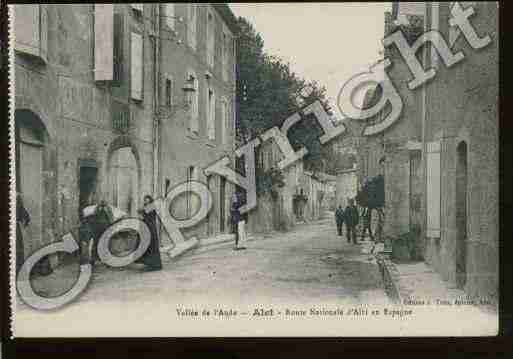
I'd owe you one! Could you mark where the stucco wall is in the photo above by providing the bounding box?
[15,5,155,259]
[423,2,498,301]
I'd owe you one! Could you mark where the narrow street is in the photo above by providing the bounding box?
[15,215,391,336]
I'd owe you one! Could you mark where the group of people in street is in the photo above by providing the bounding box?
[17,189,244,277]
[79,196,163,272]
[334,198,376,245]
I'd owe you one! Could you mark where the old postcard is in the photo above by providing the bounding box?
[9,2,499,337]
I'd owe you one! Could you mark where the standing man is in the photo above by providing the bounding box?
[344,198,359,244]
[230,193,241,250]
[335,204,345,237]
[361,206,374,242]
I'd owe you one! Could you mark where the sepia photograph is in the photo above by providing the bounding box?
[8,2,499,337]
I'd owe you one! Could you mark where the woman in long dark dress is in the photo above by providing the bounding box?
[16,192,30,274]
[137,195,162,272]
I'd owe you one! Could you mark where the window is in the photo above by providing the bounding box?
[14,4,48,63]
[426,141,441,238]
[187,4,197,50]
[165,4,175,31]
[220,98,228,144]
[130,32,143,101]
[187,71,199,133]
[207,88,216,140]
[221,26,231,82]
[113,13,124,84]
[207,10,215,68]
[430,2,440,68]
[257,149,264,170]
[165,76,173,107]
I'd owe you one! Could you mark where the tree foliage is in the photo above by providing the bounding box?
[236,17,336,173]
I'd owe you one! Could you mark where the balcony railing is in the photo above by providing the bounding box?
[112,100,130,134]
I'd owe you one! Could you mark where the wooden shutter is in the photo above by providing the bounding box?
[431,2,440,69]
[220,99,226,144]
[397,2,425,16]
[207,11,215,68]
[187,5,197,50]
[14,5,41,59]
[130,32,143,101]
[222,28,229,82]
[165,4,175,30]
[426,141,441,238]
[40,5,48,62]
[209,90,216,140]
[94,4,114,81]
[113,13,124,85]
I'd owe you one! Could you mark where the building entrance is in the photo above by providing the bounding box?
[456,141,468,289]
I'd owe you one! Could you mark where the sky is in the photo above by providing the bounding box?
[230,2,392,119]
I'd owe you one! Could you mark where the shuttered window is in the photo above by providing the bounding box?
[426,141,441,238]
[207,88,216,140]
[430,2,440,69]
[94,4,114,81]
[220,98,227,144]
[165,4,175,30]
[188,72,199,133]
[206,10,215,68]
[221,27,230,82]
[113,13,124,85]
[187,5,197,50]
[397,2,425,16]
[14,4,47,63]
[130,32,143,101]
[165,76,173,107]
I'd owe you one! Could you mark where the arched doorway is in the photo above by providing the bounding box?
[108,146,139,216]
[15,110,49,256]
[15,109,55,275]
[456,141,468,289]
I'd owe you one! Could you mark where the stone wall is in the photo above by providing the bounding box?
[423,2,498,301]
[14,5,156,262]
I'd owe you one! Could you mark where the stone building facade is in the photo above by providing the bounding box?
[421,2,498,301]
[13,4,239,265]
[155,4,239,243]
[247,137,334,233]
[348,2,498,302]
[248,138,300,233]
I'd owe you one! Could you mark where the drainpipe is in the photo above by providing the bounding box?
[420,4,429,253]
[152,5,160,198]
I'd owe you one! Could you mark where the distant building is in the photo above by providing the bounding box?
[335,164,358,210]
[247,136,334,233]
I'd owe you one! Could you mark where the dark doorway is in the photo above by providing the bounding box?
[456,141,468,289]
[409,150,423,259]
[79,165,98,218]
[220,176,226,232]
